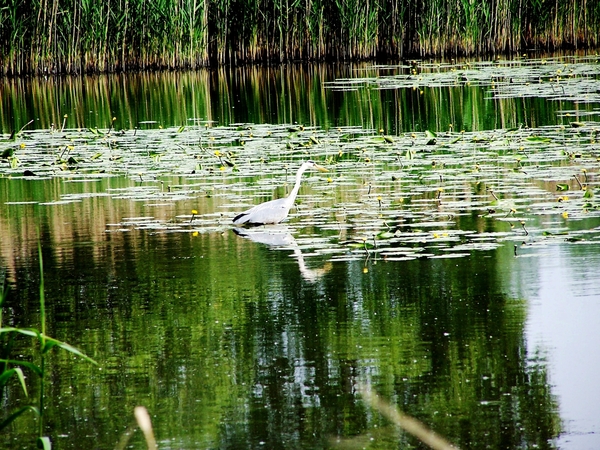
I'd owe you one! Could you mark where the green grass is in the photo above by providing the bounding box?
[0,240,97,448]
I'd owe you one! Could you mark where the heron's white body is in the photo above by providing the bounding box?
[232,161,327,226]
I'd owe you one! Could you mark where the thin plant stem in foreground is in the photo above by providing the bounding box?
[358,384,459,450]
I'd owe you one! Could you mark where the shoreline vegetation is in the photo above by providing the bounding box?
[1,0,599,76]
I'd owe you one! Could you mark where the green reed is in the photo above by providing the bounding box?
[0,241,97,448]
[0,0,599,75]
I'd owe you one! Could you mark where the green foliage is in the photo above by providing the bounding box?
[0,0,599,74]
[0,244,97,445]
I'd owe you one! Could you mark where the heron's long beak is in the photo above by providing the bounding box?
[314,164,329,173]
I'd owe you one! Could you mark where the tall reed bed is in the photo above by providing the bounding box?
[0,0,598,75]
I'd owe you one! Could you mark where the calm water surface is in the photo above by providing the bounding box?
[1,60,600,449]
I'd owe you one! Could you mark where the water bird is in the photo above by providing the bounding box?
[232,160,328,226]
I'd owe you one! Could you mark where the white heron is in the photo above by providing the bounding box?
[232,160,328,226]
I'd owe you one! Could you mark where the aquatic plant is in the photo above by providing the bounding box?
[1,119,599,264]
[1,57,599,267]
[359,385,457,450]
[0,0,599,74]
[0,242,97,448]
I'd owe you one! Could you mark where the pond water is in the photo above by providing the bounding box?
[1,56,600,449]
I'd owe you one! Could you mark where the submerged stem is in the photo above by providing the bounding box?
[37,239,46,440]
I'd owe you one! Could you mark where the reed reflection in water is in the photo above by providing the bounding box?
[0,62,578,138]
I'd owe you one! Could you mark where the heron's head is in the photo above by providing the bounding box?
[305,160,328,172]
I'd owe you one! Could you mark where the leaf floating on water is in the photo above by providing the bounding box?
[3,112,600,262]
[526,136,552,143]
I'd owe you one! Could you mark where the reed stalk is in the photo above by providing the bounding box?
[0,0,599,75]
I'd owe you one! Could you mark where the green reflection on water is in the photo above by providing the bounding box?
[0,63,582,136]
[0,178,560,449]
[0,61,579,447]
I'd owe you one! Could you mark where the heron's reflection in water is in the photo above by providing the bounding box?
[233,226,332,283]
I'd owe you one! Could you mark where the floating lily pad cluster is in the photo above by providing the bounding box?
[1,110,599,262]
[4,54,600,262]
[326,55,600,106]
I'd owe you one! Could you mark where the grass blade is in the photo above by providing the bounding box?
[42,337,98,365]
[0,406,40,432]
[0,359,43,376]
[0,367,28,396]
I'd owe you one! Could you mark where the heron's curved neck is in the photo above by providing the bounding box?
[288,165,307,201]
